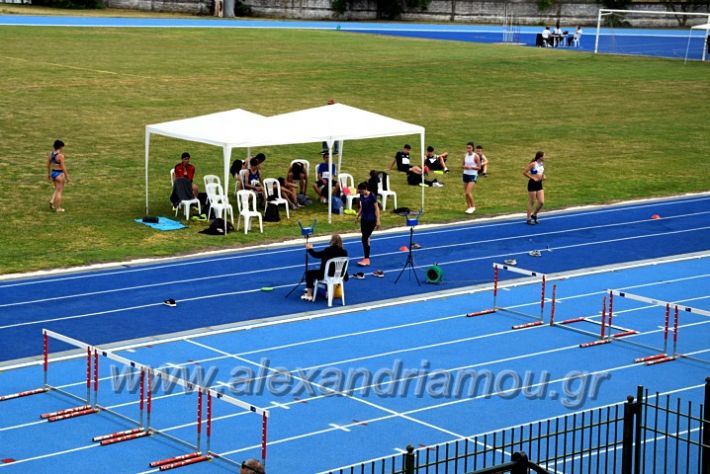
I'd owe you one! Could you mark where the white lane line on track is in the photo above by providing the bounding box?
[0,226,710,330]
[3,216,708,311]
[2,339,707,469]
[1,198,708,291]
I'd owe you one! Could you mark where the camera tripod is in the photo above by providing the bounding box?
[394,224,421,286]
[286,220,316,297]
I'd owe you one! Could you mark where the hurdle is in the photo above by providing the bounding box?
[467,263,548,329]
[610,290,710,366]
[9,329,271,470]
[95,346,270,470]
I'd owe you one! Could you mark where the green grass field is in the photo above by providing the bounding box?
[1,9,708,275]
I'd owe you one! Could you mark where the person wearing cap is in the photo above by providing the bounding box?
[240,458,265,474]
[173,152,199,198]
[356,181,380,267]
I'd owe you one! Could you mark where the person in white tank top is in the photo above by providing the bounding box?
[523,151,546,225]
[462,142,480,215]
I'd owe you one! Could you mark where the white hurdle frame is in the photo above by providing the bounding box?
[492,263,546,322]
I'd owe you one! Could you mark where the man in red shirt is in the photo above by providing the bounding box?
[174,152,198,197]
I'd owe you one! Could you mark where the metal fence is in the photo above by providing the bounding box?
[324,377,709,474]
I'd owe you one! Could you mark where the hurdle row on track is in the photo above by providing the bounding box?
[466,262,710,365]
[0,329,270,472]
[1,302,708,470]
[3,253,707,376]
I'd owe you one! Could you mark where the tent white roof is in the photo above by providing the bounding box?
[244,103,425,147]
[146,108,267,148]
[691,23,710,30]
[145,103,426,222]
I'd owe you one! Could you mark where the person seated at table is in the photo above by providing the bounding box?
[553,24,563,47]
[287,160,308,195]
[541,26,552,47]
[302,233,348,301]
[424,146,449,173]
[390,144,423,174]
[173,152,199,198]
[312,152,337,203]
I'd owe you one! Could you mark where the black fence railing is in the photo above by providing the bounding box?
[324,377,709,474]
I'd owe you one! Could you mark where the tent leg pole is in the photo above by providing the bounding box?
[145,132,151,215]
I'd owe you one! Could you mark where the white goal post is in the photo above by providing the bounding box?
[594,9,710,61]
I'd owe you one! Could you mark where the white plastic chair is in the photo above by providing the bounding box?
[236,190,263,234]
[377,174,397,211]
[203,175,220,190]
[205,183,234,224]
[234,169,250,198]
[263,178,290,219]
[170,168,201,220]
[290,159,310,194]
[338,173,357,211]
[313,256,349,307]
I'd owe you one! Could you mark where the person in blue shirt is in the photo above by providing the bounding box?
[356,182,381,267]
[312,152,338,203]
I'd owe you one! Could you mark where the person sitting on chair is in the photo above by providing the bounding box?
[287,160,308,195]
[541,26,552,47]
[302,234,348,301]
[174,152,199,198]
[312,152,337,203]
[245,158,263,193]
[276,177,301,209]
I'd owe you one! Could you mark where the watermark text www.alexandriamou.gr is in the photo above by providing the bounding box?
[110,358,611,409]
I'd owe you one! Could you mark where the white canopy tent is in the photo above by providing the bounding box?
[685,23,710,63]
[145,103,426,223]
[145,108,267,214]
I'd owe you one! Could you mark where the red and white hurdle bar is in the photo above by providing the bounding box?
[611,290,710,366]
[34,330,101,421]
[101,349,270,470]
[34,328,270,471]
[467,263,547,328]
[578,292,641,349]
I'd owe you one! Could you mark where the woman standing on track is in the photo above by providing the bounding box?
[523,151,546,225]
[356,182,380,267]
[47,139,69,213]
